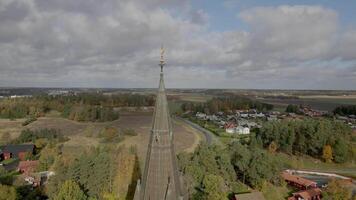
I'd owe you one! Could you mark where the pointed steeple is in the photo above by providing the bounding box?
[134,48,184,200]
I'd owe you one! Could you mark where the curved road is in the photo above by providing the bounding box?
[175,117,221,145]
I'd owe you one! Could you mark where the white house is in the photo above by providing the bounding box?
[225,126,250,134]
[236,126,250,134]
[225,128,235,134]
[196,112,207,120]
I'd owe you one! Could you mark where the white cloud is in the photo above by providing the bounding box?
[0,2,355,89]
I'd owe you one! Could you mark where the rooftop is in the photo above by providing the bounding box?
[292,188,322,199]
[281,172,317,187]
[0,144,35,154]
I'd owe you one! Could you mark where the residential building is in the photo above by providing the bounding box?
[281,172,317,190]
[288,188,322,200]
[236,126,250,134]
[0,144,35,161]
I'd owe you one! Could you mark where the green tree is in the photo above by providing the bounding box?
[38,146,58,171]
[231,143,251,184]
[0,184,17,200]
[333,138,348,163]
[201,174,226,200]
[285,104,299,113]
[54,180,87,200]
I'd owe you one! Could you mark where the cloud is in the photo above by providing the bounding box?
[240,5,338,61]
[0,1,355,89]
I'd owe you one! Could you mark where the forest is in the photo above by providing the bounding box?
[0,93,154,121]
[181,96,274,114]
[178,142,282,199]
[256,118,355,163]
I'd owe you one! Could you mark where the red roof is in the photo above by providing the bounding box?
[293,188,322,199]
[281,172,317,187]
[224,122,236,129]
[18,160,39,175]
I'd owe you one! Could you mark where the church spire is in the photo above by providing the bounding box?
[133,47,184,200]
[159,45,165,73]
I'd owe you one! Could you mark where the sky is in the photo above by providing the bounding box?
[0,0,356,90]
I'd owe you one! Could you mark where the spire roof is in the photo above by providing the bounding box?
[134,48,183,200]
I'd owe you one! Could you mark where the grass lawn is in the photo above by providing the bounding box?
[0,158,17,165]
[274,152,356,179]
[261,182,291,200]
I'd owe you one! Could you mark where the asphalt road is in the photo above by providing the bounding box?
[176,117,221,145]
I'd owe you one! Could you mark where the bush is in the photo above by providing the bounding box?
[22,117,37,126]
[122,129,137,136]
[14,129,68,145]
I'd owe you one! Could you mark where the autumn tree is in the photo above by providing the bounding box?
[322,145,333,163]
[268,141,278,154]
[54,180,87,200]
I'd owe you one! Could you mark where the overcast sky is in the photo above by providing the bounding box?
[0,0,355,89]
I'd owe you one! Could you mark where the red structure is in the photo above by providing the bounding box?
[288,188,322,200]
[0,144,35,161]
[224,122,237,129]
[281,172,317,190]
[18,160,39,175]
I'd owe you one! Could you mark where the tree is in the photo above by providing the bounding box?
[285,104,299,113]
[333,138,348,163]
[231,143,251,184]
[54,180,87,200]
[322,179,352,200]
[0,184,17,200]
[322,145,333,163]
[38,146,58,171]
[201,174,226,200]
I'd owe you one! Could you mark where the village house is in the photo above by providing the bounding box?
[281,172,317,190]
[236,126,250,134]
[0,144,35,161]
[225,125,250,135]
[195,112,207,120]
[238,119,258,128]
[206,114,218,121]
[225,122,237,134]
[288,188,322,200]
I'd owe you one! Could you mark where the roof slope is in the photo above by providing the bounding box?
[1,144,34,154]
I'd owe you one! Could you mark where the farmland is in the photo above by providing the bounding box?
[0,111,201,164]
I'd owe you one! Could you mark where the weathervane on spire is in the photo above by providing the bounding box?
[159,45,165,73]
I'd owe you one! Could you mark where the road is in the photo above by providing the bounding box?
[175,117,221,145]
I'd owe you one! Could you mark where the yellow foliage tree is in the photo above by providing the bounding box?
[322,145,333,163]
[113,146,141,200]
[268,141,278,154]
